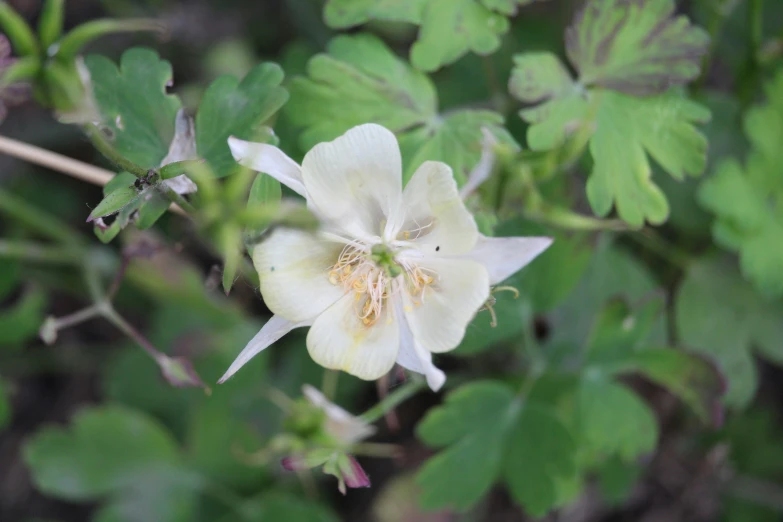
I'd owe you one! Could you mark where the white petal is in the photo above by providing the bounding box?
[254,228,345,322]
[218,315,310,383]
[306,293,400,380]
[465,235,553,285]
[399,161,478,256]
[394,297,446,391]
[302,385,376,443]
[301,124,403,241]
[164,174,198,195]
[161,109,198,166]
[228,136,307,197]
[402,258,489,353]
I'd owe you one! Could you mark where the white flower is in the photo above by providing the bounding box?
[219,124,552,391]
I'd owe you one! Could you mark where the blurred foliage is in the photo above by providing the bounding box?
[1,0,783,521]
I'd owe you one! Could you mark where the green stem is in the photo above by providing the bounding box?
[0,187,84,245]
[359,378,426,424]
[0,239,83,264]
[626,228,691,269]
[321,369,339,401]
[159,185,196,214]
[82,123,148,178]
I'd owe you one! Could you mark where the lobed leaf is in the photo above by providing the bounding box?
[416,381,576,514]
[85,48,181,168]
[289,34,514,184]
[566,0,709,96]
[698,70,783,297]
[196,62,288,178]
[509,0,711,227]
[23,405,186,501]
[675,257,783,408]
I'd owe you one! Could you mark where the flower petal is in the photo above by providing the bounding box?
[399,161,478,255]
[394,297,446,391]
[306,293,400,380]
[301,124,403,241]
[302,385,376,443]
[465,235,553,285]
[402,258,489,353]
[254,228,344,322]
[218,315,310,383]
[228,136,307,197]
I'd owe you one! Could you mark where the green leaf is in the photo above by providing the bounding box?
[575,377,657,460]
[416,381,576,514]
[410,0,509,72]
[398,110,516,184]
[0,288,47,346]
[675,257,783,408]
[85,48,182,168]
[23,405,185,501]
[88,185,138,221]
[288,34,437,149]
[550,238,666,349]
[323,0,535,72]
[503,403,577,516]
[582,298,724,425]
[698,70,783,297]
[134,187,170,230]
[509,1,710,227]
[196,63,288,178]
[221,492,340,522]
[248,173,281,205]
[289,34,514,184]
[103,172,137,196]
[566,0,709,96]
[417,382,514,511]
[625,348,725,426]
[517,86,710,227]
[0,377,9,429]
[324,0,425,27]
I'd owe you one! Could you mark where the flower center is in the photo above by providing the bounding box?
[327,243,435,326]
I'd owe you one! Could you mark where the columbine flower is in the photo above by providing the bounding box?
[219,124,551,390]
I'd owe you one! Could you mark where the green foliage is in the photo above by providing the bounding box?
[324,0,528,71]
[698,70,783,297]
[196,63,288,178]
[416,381,576,516]
[0,259,47,347]
[288,33,514,183]
[23,405,192,500]
[0,377,9,429]
[509,0,710,227]
[675,257,783,408]
[86,49,181,169]
[566,0,709,96]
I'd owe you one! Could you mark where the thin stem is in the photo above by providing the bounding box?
[626,228,691,269]
[0,239,83,265]
[351,442,403,459]
[82,123,148,178]
[359,378,426,424]
[49,304,102,331]
[100,304,161,360]
[0,133,187,216]
[160,184,196,214]
[0,134,114,187]
[0,187,85,245]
